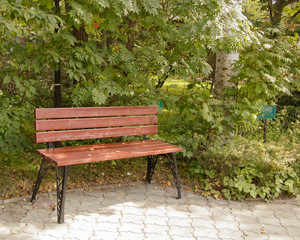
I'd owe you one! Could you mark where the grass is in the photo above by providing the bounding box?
[162,77,211,96]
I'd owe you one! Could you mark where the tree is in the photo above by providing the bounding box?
[210,1,250,99]
[267,0,299,26]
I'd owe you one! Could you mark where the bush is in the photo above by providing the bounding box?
[187,135,299,201]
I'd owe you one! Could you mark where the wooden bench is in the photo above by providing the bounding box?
[31,106,182,223]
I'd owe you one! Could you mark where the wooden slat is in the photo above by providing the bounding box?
[35,125,158,143]
[37,140,169,154]
[35,106,157,119]
[35,116,157,131]
[36,140,182,166]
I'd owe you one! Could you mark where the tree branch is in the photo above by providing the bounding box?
[268,0,274,23]
[283,0,298,7]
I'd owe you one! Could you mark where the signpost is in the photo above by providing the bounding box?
[258,105,276,143]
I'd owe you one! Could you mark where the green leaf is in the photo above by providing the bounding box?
[143,0,160,15]
[92,88,107,105]
[61,33,77,46]
[3,75,11,84]
[250,190,257,198]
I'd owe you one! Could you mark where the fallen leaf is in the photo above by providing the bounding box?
[50,204,55,211]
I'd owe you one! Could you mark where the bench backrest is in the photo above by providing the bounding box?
[35,106,158,143]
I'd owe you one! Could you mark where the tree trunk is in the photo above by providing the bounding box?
[212,51,239,99]
[54,0,61,108]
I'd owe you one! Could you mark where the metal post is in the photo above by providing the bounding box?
[264,119,267,143]
[56,165,70,224]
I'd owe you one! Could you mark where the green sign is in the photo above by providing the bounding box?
[258,105,276,119]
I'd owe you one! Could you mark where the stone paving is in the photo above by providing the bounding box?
[0,182,299,240]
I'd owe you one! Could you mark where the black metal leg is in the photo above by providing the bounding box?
[31,159,50,202]
[166,153,181,199]
[146,155,158,184]
[56,166,70,224]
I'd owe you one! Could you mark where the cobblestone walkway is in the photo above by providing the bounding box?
[0,182,299,240]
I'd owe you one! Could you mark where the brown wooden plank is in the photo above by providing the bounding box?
[35,125,158,143]
[35,116,157,131]
[35,106,157,119]
[37,140,166,154]
[37,140,176,156]
[36,140,182,166]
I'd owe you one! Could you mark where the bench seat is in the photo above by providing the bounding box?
[37,140,182,167]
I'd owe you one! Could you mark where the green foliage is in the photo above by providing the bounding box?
[187,135,300,201]
[233,32,300,102]
[0,101,32,153]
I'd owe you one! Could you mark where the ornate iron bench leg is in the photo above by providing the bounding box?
[166,153,181,199]
[146,155,158,184]
[56,165,70,224]
[31,159,50,202]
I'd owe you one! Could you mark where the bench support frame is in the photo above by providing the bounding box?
[146,153,181,199]
[31,158,50,202]
[56,165,70,224]
[146,155,158,184]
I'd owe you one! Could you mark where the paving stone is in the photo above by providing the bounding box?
[7,232,38,240]
[122,206,145,215]
[267,234,294,240]
[212,212,235,221]
[168,216,191,228]
[120,213,145,224]
[166,209,190,218]
[191,218,215,229]
[118,232,145,240]
[93,221,121,232]
[144,233,170,240]
[63,229,94,240]
[145,214,169,225]
[215,220,240,231]
[122,201,144,208]
[262,224,289,235]
[243,231,269,240]
[91,231,119,240]
[193,226,219,238]
[257,216,282,226]
[168,226,194,238]
[119,222,144,234]
[217,228,244,240]
[144,223,169,234]
[286,226,300,237]
[233,212,257,224]
[279,217,300,228]
[238,222,262,233]
[21,223,43,236]
[39,226,70,238]
[96,213,122,223]
[171,235,195,240]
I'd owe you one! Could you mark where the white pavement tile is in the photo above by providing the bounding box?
[218,228,244,240]
[119,222,144,234]
[91,231,119,240]
[168,226,194,238]
[118,232,145,240]
[145,233,170,240]
[144,223,169,234]
[193,226,219,238]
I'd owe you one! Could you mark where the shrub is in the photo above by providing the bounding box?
[187,135,299,201]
